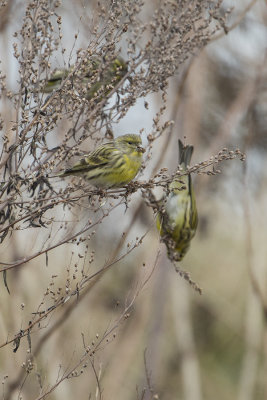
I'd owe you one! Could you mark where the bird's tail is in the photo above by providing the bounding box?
[178,139,194,168]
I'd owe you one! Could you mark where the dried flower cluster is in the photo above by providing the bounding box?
[0,0,230,246]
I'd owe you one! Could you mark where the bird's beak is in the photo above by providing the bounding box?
[137,145,146,153]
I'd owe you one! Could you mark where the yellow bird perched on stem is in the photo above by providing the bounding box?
[42,56,128,100]
[58,134,145,188]
[157,139,198,261]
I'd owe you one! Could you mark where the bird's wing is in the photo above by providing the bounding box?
[63,144,121,175]
[85,144,120,168]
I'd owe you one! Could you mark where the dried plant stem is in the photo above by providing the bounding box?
[237,160,266,400]
[211,0,259,41]
[171,275,202,400]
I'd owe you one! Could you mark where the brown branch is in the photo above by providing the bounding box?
[0,226,150,350]
[32,256,157,400]
[211,0,259,42]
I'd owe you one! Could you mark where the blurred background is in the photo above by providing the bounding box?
[0,1,267,399]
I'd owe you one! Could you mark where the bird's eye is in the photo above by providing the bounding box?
[127,141,133,145]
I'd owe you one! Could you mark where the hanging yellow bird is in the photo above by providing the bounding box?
[157,140,198,261]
